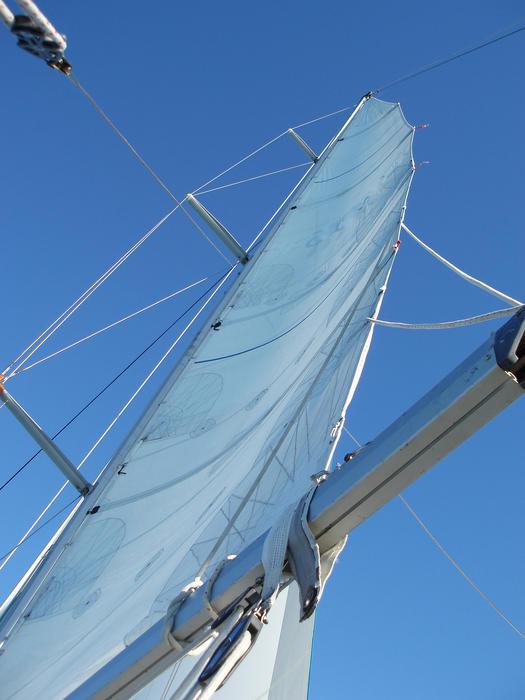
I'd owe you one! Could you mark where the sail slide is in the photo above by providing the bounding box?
[0,97,415,699]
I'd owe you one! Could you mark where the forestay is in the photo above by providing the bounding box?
[0,97,414,699]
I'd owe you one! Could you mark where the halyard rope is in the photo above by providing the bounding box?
[0,271,234,567]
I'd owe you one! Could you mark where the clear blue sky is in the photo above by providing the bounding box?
[1,1,524,698]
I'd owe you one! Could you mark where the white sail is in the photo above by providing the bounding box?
[0,96,414,698]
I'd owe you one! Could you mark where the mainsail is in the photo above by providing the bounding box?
[0,96,414,698]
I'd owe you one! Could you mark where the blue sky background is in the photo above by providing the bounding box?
[1,1,524,697]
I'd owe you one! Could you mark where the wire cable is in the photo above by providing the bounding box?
[0,497,80,563]
[398,494,525,640]
[0,271,229,494]
[374,20,525,94]
[191,131,288,195]
[342,428,525,639]
[76,266,237,470]
[68,74,231,265]
[3,206,179,379]
[197,162,310,195]
[12,277,210,376]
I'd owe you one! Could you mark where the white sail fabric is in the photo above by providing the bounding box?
[0,97,414,699]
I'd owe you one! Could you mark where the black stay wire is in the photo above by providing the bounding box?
[0,269,230,494]
[374,20,525,94]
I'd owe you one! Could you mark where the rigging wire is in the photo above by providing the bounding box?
[342,426,525,640]
[196,162,310,195]
[185,17,525,198]
[0,271,230,495]
[374,20,525,94]
[191,131,289,195]
[68,74,231,265]
[76,266,237,470]
[0,269,234,571]
[12,276,210,376]
[2,206,179,379]
[0,497,81,564]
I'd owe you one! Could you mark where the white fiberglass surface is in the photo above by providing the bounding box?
[0,98,414,698]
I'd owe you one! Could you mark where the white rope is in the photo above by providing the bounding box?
[76,267,237,470]
[3,207,179,379]
[342,424,361,448]
[398,494,525,640]
[13,277,210,375]
[369,305,523,330]
[402,223,522,306]
[197,162,310,195]
[68,73,231,264]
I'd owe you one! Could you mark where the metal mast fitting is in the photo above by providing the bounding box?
[5,0,71,73]
[287,129,318,162]
[0,381,92,496]
[185,194,249,264]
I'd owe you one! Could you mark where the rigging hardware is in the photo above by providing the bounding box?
[4,0,71,73]
[185,194,249,264]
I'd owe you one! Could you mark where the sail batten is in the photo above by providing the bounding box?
[0,97,415,699]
